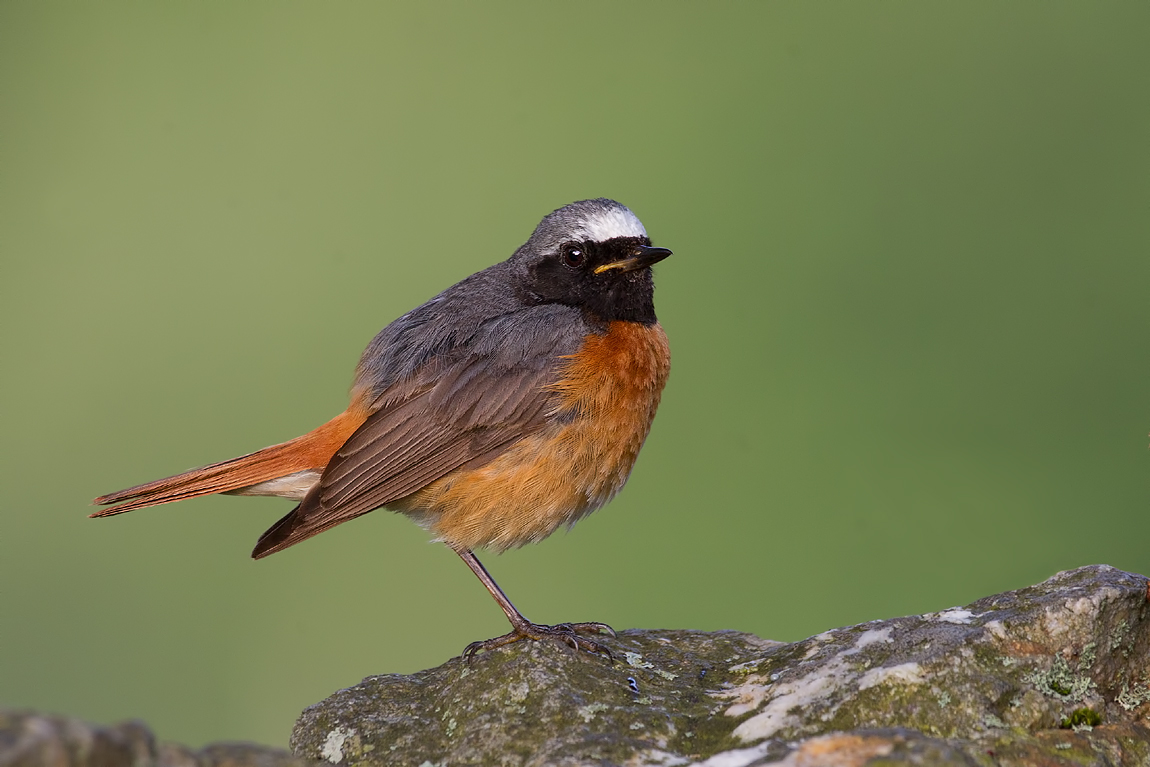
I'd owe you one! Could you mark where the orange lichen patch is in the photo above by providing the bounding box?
[776,733,895,766]
[90,404,370,515]
[395,322,670,551]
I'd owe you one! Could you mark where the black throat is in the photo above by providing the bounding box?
[584,269,658,325]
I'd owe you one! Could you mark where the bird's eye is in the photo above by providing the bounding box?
[561,243,586,269]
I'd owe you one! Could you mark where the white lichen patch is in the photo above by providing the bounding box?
[857,662,925,690]
[1108,618,1132,654]
[1022,655,1095,701]
[800,632,835,660]
[624,651,655,669]
[730,671,839,741]
[690,741,778,767]
[1076,642,1097,671]
[727,659,763,674]
[637,748,691,766]
[934,608,977,624]
[505,681,530,704]
[1043,587,1121,638]
[320,726,356,764]
[983,713,1008,729]
[1117,681,1150,711]
[983,619,1008,639]
[718,675,772,717]
[845,628,892,653]
[720,628,917,742]
[577,702,609,722]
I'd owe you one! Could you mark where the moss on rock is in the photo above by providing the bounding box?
[290,566,1150,766]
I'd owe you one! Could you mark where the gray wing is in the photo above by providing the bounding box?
[252,302,588,557]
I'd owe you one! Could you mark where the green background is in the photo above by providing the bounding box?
[3,1,1148,749]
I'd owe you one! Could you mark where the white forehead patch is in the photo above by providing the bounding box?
[577,206,648,242]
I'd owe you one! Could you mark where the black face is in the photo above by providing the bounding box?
[523,236,663,324]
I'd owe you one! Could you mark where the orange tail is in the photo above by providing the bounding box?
[90,407,369,517]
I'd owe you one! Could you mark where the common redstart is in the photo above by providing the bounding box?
[93,198,671,657]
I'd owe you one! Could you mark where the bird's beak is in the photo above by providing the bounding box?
[593,245,673,274]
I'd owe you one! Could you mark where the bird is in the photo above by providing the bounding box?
[92,198,671,658]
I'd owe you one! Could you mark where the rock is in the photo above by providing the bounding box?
[0,709,317,767]
[291,565,1150,766]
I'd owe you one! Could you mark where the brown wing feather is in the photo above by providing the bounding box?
[251,362,560,558]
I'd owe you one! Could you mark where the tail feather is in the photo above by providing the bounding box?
[90,446,311,516]
[250,499,375,559]
[90,408,368,518]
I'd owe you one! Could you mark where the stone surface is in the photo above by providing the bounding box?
[291,565,1150,766]
[0,709,317,767]
[7,566,1150,766]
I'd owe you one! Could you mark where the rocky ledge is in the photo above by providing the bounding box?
[292,565,1150,766]
[0,709,313,767]
[6,565,1150,766]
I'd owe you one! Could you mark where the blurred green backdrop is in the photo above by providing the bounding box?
[2,0,1148,750]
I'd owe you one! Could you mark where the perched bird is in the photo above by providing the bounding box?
[92,198,671,657]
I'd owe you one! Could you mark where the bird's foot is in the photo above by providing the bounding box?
[463,620,616,660]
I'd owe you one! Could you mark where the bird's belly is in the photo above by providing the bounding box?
[392,321,670,551]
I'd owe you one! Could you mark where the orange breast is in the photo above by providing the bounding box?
[394,321,671,551]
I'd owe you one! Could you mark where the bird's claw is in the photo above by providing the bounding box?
[463,620,616,661]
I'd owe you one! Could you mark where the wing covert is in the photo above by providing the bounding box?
[252,303,589,557]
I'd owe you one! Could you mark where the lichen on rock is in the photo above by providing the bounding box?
[290,565,1150,766]
[7,566,1149,766]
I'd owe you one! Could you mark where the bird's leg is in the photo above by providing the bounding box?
[452,546,615,660]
